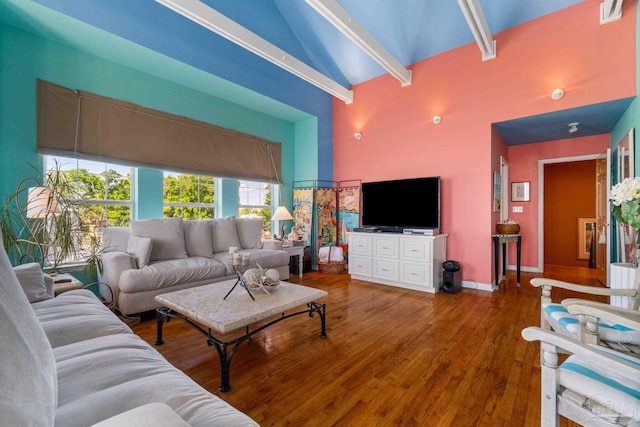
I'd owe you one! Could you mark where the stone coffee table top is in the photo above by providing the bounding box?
[155,280,328,334]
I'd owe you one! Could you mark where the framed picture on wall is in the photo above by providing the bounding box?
[577,217,596,260]
[511,182,530,202]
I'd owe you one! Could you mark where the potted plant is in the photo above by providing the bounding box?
[0,162,102,277]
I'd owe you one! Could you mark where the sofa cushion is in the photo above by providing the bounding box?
[236,217,263,249]
[131,217,188,262]
[212,216,242,253]
[0,232,57,426]
[128,235,153,268]
[32,289,133,348]
[216,248,290,275]
[53,334,259,427]
[14,262,54,302]
[91,402,191,427]
[184,220,214,258]
[101,226,131,253]
[118,257,228,294]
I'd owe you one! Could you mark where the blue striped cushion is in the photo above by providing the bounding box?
[559,347,640,423]
[543,303,640,345]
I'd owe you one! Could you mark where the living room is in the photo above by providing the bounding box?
[1,0,639,425]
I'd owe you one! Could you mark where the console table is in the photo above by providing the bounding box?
[492,234,521,288]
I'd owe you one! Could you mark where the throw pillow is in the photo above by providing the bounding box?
[0,231,57,426]
[130,217,188,262]
[211,216,242,253]
[13,262,53,303]
[127,235,153,268]
[101,226,131,253]
[236,217,264,249]
[183,220,214,257]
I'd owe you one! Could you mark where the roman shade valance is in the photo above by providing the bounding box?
[36,79,282,183]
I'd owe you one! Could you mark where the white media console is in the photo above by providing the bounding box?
[347,232,447,293]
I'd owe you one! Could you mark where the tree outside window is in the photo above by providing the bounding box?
[163,172,215,219]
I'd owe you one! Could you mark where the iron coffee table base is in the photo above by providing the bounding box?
[155,302,326,392]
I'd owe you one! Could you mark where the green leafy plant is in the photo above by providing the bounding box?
[1,161,102,276]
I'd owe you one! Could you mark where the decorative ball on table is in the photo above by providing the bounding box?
[242,268,262,288]
[261,269,280,287]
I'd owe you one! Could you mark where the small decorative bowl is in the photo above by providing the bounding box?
[496,223,520,234]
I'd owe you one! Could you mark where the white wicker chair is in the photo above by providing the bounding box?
[522,326,640,426]
[530,273,640,357]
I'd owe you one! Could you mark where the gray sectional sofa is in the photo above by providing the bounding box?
[0,233,258,426]
[99,216,290,315]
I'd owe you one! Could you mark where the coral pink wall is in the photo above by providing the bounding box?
[333,1,636,286]
[507,135,610,269]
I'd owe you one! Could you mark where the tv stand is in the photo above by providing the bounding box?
[347,232,447,293]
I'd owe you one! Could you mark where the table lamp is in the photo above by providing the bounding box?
[271,206,293,240]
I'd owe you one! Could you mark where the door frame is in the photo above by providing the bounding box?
[537,151,610,276]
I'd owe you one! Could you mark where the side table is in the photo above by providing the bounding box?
[52,273,84,295]
[492,233,521,288]
[282,245,305,278]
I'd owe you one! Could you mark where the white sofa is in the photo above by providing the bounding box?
[0,234,258,426]
[99,216,290,315]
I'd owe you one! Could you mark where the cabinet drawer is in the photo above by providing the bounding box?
[349,235,372,256]
[400,262,432,287]
[373,258,398,281]
[400,239,431,262]
[349,256,372,276]
[373,236,398,258]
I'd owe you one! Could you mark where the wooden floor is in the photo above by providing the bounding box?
[131,265,606,426]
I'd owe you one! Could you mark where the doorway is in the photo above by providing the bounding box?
[539,153,608,285]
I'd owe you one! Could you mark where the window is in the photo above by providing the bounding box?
[239,180,272,237]
[44,155,132,264]
[45,156,132,229]
[163,172,215,219]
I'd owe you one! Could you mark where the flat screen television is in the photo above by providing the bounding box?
[361,176,440,233]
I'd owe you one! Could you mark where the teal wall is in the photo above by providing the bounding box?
[611,3,640,176]
[0,22,310,219]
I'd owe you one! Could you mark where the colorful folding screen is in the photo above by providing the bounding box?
[293,180,360,269]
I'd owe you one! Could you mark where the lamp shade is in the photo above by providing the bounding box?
[26,186,59,218]
[271,206,293,221]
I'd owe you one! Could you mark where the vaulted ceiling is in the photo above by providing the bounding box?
[0,0,633,144]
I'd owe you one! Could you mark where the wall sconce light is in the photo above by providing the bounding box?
[568,122,579,133]
[550,88,565,100]
[432,116,442,125]
[354,132,362,140]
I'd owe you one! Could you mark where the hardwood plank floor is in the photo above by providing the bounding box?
[131,266,606,426]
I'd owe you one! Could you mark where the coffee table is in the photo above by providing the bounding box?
[154,279,327,392]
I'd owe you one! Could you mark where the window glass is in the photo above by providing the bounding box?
[45,156,132,228]
[239,180,272,238]
[43,156,132,265]
[163,172,215,219]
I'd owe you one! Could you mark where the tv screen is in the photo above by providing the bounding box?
[361,176,440,232]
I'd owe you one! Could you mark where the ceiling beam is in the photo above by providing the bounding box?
[305,0,412,87]
[457,0,496,61]
[600,0,623,24]
[155,0,354,104]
